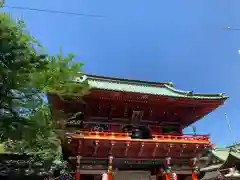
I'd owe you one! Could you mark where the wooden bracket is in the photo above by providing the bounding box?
[138,142,145,156]
[93,140,99,156]
[109,141,115,155]
[153,143,159,157]
[77,140,82,154]
[124,142,130,156]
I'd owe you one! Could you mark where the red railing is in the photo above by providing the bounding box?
[70,131,210,144]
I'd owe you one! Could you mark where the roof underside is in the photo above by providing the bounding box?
[84,74,228,100]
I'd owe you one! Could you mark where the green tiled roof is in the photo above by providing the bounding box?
[201,147,240,172]
[212,149,230,161]
[85,74,228,100]
[219,150,240,170]
[231,151,240,159]
[212,145,240,161]
[201,164,222,172]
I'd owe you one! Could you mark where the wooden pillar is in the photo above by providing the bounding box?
[178,125,183,135]
[164,157,171,180]
[191,158,198,180]
[164,157,171,169]
[154,168,156,179]
[108,105,113,131]
[164,157,178,180]
[191,169,198,180]
[155,168,159,180]
[76,155,81,180]
[108,156,113,180]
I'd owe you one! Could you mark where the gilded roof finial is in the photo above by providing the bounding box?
[188,91,194,96]
[168,81,175,87]
[219,93,225,97]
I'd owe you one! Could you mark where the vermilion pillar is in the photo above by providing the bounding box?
[76,155,81,180]
[192,171,198,180]
[164,157,171,180]
[191,158,198,180]
[108,156,113,180]
[164,157,178,180]
[76,166,80,180]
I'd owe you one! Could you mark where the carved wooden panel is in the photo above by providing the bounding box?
[108,124,122,132]
[88,101,109,118]
[51,95,208,130]
[149,126,161,134]
[111,103,126,119]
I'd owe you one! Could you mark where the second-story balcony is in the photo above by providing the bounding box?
[68,131,211,145]
[64,130,212,161]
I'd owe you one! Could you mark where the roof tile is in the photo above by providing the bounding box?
[86,75,228,100]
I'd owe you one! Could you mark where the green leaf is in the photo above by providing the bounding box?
[0,12,89,162]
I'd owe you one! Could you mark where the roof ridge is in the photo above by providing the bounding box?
[85,74,173,87]
[85,74,228,99]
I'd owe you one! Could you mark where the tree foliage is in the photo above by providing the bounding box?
[0,12,89,162]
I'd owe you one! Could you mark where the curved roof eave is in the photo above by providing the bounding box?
[75,74,228,100]
[164,84,228,100]
[211,149,230,161]
[219,150,240,170]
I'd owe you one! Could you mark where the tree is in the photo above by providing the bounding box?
[0,0,4,8]
[0,12,89,163]
[0,12,48,141]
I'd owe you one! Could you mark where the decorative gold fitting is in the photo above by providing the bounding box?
[109,156,113,165]
[76,155,81,165]
[108,156,113,173]
[191,157,197,166]
[108,165,112,171]
[192,166,199,174]
[165,157,171,166]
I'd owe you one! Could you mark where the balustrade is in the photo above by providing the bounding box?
[72,130,210,144]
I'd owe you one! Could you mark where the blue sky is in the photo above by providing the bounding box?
[3,0,240,147]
